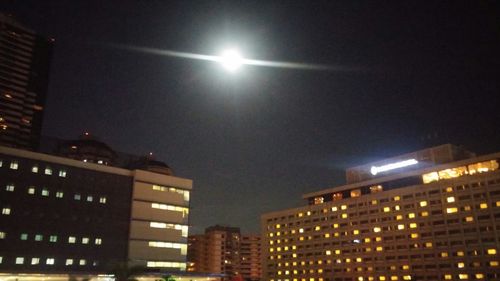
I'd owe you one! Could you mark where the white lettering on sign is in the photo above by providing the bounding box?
[370,159,418,175]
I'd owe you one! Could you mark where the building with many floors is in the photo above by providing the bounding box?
[0,13,53,150]
[261,144,500,281]
[0,143,192,275]
[188,225,261,281]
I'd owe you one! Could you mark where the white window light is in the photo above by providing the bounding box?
[82,237,89,244]
[58,170,67,177]
[66,259,74,266]
[41,189,49,196]
[32,166,39,173]
[31,258,40,265]
[44,167,52,175]
[10,161,19,170]
[99,197,107,204]
[28,187,35,194]
[95,238,102,245]
[86,196,93,202]
[46,258,55,265]
[2,208,11,215]
[68,236,76,243]
[15,257,24,264]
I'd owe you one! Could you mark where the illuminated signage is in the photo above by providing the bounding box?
[370,159,418,175]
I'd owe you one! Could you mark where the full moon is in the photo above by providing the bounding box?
[219,49,244,72]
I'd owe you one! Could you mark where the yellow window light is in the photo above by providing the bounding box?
[419,201,427,207]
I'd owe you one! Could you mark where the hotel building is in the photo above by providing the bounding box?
[0,14,53,150]
[188,225,261,281]
[0,143,192,275]
[261,144,500,281]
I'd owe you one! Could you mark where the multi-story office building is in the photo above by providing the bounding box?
[261,144,500,281]
[0,13,53,150]
[188,225,261,281]
[0,144,192,276]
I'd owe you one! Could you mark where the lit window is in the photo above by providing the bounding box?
[99,197,107,204]
[41,189,49,196]
[397,224,405,230]
[457,251,464,256]
[333,193,342,200]
[465,216,474,222]
[20,233,28,240]
[353,229,359,235]
[326,250,332,255]
[56,191,63,198]
[49,235,57,242]
[66,259,73,266]
[82,237,89,244]
[441,252,448,257]
[350,189,361,197]
[31,166,38,173]
[5,184,14,191]
[79,259,86,266]
[468,160,499,175]
[487,249,497,255]
[2,208,11,215]
[408,213,415,219]
[446,207,458,214]
[420,211,428,217]
[370,185,383,193]
[35,234,43,241]
[394,205,400,211]
[341,204,347,210]
[410,233,418,238]
[58,170,67,177]
[10,161,19,170]
[422,172,438,183]
[479,203,488,209]
[490,261,499,267]
[74,194,81,200]
[94,238,102,245]
[341,213,348,218]
[425,242,432,248]
[68,236,76,243]
[464,205,472,211]
[444,274,452,280]
[44,167,52,175]
[376,246,383,252]
[28,187,35,194]
[16,257,24,264]
[314,197,324,204]
[475,274,484,279]
[0,232,5,239]
[383,207,390,213]
[86,196,93,202]
[31,258,40,265]
[445,187,453,192]
[46,258,55,265]
[409,223,417,228]
[458,273,468,279]
[396,215,403,220]
[438,166,468,180]
[419,201,427,207]
[446,196,455,203]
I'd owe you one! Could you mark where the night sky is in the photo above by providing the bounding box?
[4,1,500,234]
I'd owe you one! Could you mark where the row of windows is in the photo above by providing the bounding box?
[150,221,189,237]
[3,184,107,203]
[148,241,187,255]
[146,261,187,270]
[152,184,190,202]
[0,160,67,177]
[268,203,500,238]
[0,256,98,267]
[291,184,500,223]
[0,232,102,245]
[269,271,497,281]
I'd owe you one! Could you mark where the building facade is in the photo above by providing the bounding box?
[0,14,53,150]
[0,145,192,274]
[188,225,261,281]
[261,144,500,281]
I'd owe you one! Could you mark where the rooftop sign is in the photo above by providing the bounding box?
[370,159,418,175]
